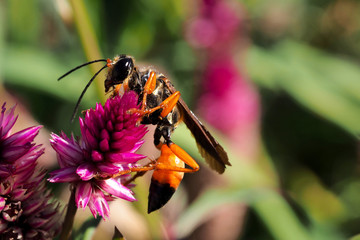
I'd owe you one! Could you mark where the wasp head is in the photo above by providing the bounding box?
[105,55,135,92]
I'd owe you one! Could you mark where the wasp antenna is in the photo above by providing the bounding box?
[70,64,108,122]
[58,59,108,81]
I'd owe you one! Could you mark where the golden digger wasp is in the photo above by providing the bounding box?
[59,54,231,213]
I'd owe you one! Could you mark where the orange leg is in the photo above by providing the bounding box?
[113,84,122,96]
[95,143,199,182]
[167,143,200,172]
[95,159,157,180]
[155,164,199,173]
[140,71,157,111]
[116,164,156,176]
[126,70,181,120]
[112,80,129,96]
[119,143,199,175]
[152,144,199,173]
[144,72,157,94]
[159,91,180,118]
[116,143,199,177]
[123,81,129,92]
[128,91,181,119]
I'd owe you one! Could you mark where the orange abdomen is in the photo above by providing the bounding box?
[148,146,184,213]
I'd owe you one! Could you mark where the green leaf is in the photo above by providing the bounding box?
[247,40,360,134]
[0,2,4,78]
[116,20,154,58]
[175,188,313,240]
[3,46,99,107]
[350,234,360,240]
[73,217,101,240]
[174,188,261,238]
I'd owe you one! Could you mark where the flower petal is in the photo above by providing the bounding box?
[76,163,97,181]
[111,136,138,151]
[129,140,145,153]
[48,167,79,182]
[76,182,92,208]
[97,162,123,175]
[106,152,145,163]
[98,179,136,202]
[91,150,104,162]
[50,133,83,167]
[3,126,41,146]
[88,188,110,219]
[0,197,5,211]
[0,103,18,139]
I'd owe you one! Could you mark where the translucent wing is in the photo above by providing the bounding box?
[162,77,231,173]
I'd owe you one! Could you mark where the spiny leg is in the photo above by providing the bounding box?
[94,159,157,180]
[140,71,157,110]
[128,89,181,120]
[111,84,121,97]
[155,143,200,173]
[128,71,157,116]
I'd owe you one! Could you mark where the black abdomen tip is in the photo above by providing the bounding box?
[148,180,176,213]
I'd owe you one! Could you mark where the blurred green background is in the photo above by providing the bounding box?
[2,0,360,239]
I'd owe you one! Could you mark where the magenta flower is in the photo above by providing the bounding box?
[49,91,148,218]
[0,104,42,178]
[186,1,241,51]
[186,0,260,159]
[197,57,259,136]
[0,103,62,239]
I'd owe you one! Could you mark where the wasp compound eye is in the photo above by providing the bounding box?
[112,57,134,84]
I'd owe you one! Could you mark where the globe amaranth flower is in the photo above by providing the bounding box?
[49,91,148,218]
[0,103,62,239]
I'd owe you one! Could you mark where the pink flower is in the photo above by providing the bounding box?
[49,91,148,218]
[186,1,241,50]
[186,0,260,159]
[197,58,259,135]
[0,103,62,239]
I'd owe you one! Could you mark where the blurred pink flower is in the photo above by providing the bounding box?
[197,56,260,159]
[187,0,260,158]
[186,1,242,50]
[0,103,62,239]
[198,58,259,135]
[183,1,259,239]
[49,91,148,218]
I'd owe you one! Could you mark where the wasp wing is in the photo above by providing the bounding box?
[178,99,231,174]
[162,78,231,174]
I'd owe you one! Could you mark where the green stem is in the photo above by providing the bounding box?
[59,187,77,240]
[69,0,105,102]
[253,190,311,240]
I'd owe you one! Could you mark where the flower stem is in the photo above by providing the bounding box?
[59,186,77,240]
[68,0,105,102]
